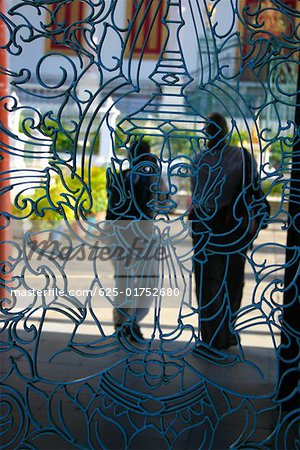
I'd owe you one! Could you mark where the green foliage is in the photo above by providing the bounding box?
[269,138,292,169]
[12,185,65,230]
[19,116,102,156]
[163,132,198,156]
[230,131,249,147]
[89,132,100,153]
[88,166,108,215]
[12,165,108,227]
[261,179,284,197]
[53,129,100,155]
[49,165,107,217]
[31,189,64,229]
[55,132,74,154]
[113,129,153,156]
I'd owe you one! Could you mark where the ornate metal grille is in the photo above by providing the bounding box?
[0,1,299,449]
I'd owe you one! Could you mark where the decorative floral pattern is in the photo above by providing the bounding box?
[0,1,299,448]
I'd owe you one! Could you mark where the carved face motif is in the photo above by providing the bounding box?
[130,152,196,220]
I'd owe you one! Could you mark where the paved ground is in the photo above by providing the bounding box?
[1,332,283,449]
[2,219,292,449]
[10,220,286,348]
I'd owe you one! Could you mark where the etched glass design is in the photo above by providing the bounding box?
[0,1,299,448]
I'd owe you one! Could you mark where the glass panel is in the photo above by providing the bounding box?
[0,1,299,448]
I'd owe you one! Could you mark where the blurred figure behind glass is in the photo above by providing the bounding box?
[190,113,269,350]
[106,139,159,342]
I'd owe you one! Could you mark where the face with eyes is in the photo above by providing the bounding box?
[130,154,196,220]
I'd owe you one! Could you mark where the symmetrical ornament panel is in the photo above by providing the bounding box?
[0,1,299,448]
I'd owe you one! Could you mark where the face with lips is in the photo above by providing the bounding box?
[130,153,196,220]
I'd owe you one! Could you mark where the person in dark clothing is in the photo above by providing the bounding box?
[106,139,163,342]
[191,113,269,350]
[106,140,156,222]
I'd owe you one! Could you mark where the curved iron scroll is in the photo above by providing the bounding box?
[0,1,299,449]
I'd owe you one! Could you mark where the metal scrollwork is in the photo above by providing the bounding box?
[0,1,299,448]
